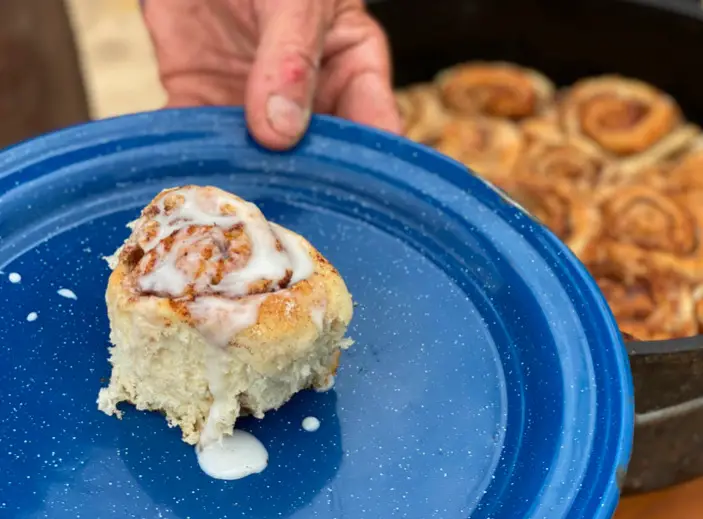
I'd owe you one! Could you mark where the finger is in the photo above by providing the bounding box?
[336,71,402,134]
[316,13,401,134]
[245,0,332,150]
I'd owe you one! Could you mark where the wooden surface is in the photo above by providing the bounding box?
[616,477,703,518]
[64,3,703,517]
[0,0,89,147]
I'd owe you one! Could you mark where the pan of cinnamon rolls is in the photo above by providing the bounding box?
[398,65,703,343]
[369,0,703,495]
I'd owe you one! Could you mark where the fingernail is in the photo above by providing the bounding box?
[266,95,309,139]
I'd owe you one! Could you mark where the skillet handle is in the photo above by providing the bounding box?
[623,328,703,422]
[624,331,703,355]
[635,394,703,425]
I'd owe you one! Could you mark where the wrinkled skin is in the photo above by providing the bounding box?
[143,0,401,149]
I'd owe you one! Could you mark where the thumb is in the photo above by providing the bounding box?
[246,1,331,150]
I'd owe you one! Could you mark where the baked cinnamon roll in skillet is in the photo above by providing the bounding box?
[436,61,555,120]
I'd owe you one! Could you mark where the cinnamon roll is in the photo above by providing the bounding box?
[496,177,600,257]
[98,186,354,446]
[395,83,449,145]
[635,140,703,193]
[513,138,608,192]
[520,108,565,145]
[559,76,698,176]
[590,260,698,340]
[591,186,703,282]
[435,116,524,182]
[436,61,555,119]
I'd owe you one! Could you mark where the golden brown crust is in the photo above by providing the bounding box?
[587,186,703,282]
[520,108,564,144]
[589,259,697,340]
[395,83,449,145]
[435,116,524,182]
[561,76,680,155]
[513,138,608,192]
[436,61,555,119]
[558,76,699,179]
[630,143,703,193]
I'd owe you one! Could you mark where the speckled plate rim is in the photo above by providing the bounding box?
[0,107,635,518]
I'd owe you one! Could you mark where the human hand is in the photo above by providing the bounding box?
[142,0,401,150]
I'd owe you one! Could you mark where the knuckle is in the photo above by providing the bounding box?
[365,17,389,47]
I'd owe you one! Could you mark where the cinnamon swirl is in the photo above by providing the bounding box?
[496,178,600,257]
[635,141,703,193]
[395,83,449,145]
[435,116,524,182]
[592,186,703,282]
[98,186,354,446]
[590,260,698,340]
[514,138,607,192]
[559,76,698,176]
[436,61,555,119]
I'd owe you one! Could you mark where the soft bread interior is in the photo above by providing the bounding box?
[98,298,352,445]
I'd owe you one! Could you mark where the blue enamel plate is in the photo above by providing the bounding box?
[0,108,633,519]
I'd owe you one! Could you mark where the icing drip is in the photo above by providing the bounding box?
[310,299,328,331]
[196,430,268,480]
[302,416,321,432]
[188,295,267,349]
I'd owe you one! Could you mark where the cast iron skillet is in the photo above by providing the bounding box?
[366,0,703,494]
